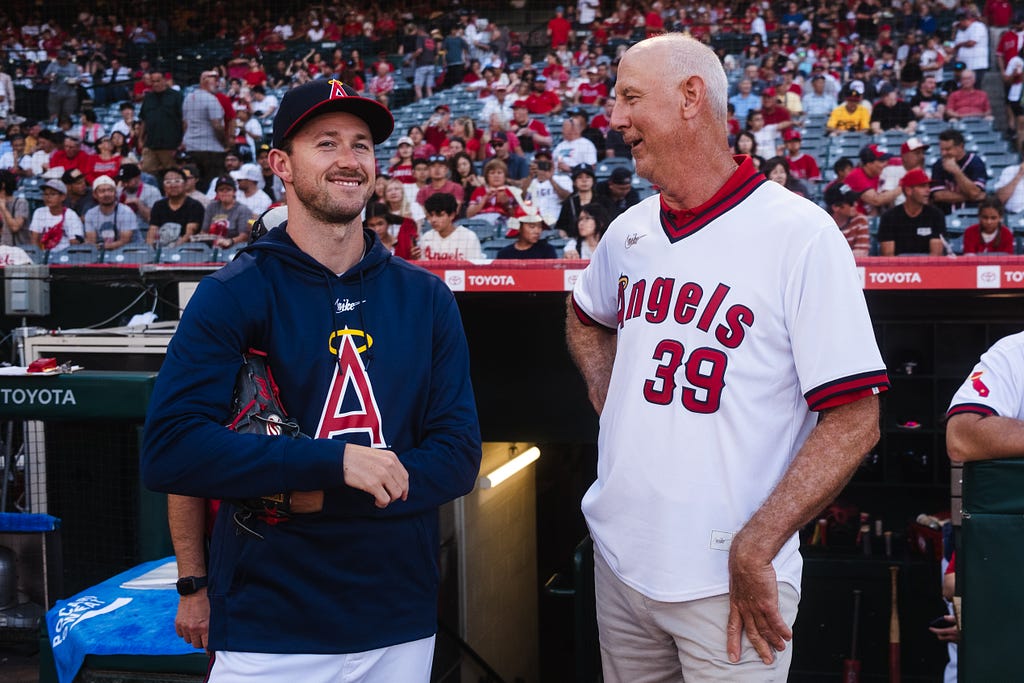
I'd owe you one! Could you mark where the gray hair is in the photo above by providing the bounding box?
[635,34,728,120]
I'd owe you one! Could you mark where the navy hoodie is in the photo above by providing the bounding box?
[142,226,482,654]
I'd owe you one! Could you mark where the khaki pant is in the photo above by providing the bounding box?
[594,548,800,682]
[141,148,178,175]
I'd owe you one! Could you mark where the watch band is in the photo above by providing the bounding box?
[176,575,208,596]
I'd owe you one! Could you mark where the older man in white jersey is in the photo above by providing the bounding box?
[567,34,889,681]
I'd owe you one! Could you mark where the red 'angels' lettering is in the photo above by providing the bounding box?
[316,332,386,445]
[618,277,754,348]
[643,340,728,413]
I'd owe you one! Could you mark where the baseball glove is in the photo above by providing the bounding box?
[226,348,308,537]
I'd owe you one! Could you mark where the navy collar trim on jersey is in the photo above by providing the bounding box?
[659,155,765,244]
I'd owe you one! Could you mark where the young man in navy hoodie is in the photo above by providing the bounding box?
[142,79,482,681]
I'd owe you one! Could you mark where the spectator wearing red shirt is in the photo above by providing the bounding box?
[645,3,666,37]
[844,144,903,216]
[575,67,609,105]
[242,59,267,88]
[389,136,416,184]
[995,15,1024,74]
[962,196,1014,255]
[526,76,562,115]
[342,12,363,39]
[986,0,1013,30]
[211,83,237,141]
[782,129,821,182]
[416,155,466,208]
[375,14,398,47]
[590,97,615,135]
[946,70,992,119]
[760,87,793,130]
[726,104,742,139]
[50,134,95,180]
[424,105,452,152]
[321,16,342,42]
[132,72,153,103]
[547,6,572,49]
[370,52,394,75]
[509,100,553,153]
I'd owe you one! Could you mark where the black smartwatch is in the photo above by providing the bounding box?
[175,575,208,596]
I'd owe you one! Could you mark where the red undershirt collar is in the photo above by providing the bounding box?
[658,155,765,243]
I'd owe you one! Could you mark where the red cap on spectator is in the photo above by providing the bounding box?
[899,169,931,187]
[783,128,801,141]
[900,138,929,154]
[762,87,777,97]
[513,100,529,108]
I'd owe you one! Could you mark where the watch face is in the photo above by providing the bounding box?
[176,576,207,595]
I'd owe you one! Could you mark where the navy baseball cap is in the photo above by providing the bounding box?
[272,79,394,148]
[824,182,861,207]
[859,144,892,164]
[571,163,596,179]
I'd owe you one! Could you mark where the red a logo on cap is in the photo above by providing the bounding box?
[328,79,348,99]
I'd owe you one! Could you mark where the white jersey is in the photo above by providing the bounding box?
[29,207,85,252]
[552,137,597,177]
[572,157,888,602]
[418,226,483,261]
[237,189,272,218]
[955,21,989,72]
[948,331,1024,421]
[526,176,571,226]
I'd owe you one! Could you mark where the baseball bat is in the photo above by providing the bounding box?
[889,566,900,683]
[842,588,862,683]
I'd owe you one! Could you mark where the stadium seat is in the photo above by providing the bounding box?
[482,238,515,259]
[49,244,99,265]
[918,119,947,135]
[595,157,633,178]
[984,152,1020,169]
[1006,213,1024,233]
[959,118,994,134]
[457,219,501,243]
[215,243,248,263]
[945,210,976,235]
[104,244,158,265]
[17,245,43,264]
[160,243,214,264]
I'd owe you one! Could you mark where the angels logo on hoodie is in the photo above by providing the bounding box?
[316,327,385,445]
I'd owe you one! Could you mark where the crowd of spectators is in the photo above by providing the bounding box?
[0,0,1023,261]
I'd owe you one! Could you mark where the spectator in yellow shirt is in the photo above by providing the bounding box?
[827,91,872,135]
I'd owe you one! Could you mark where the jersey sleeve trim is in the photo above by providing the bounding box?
[946,403,998,418]
[571,294,616,332]
[804,370,891,411]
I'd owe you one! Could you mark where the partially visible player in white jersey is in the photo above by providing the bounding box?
[947,331,1024,461]
[566,33,889,681]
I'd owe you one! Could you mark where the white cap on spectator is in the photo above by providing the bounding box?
[231,163,262,183]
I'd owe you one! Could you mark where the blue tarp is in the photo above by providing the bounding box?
[45,557,202,683]
[0,512,60,532]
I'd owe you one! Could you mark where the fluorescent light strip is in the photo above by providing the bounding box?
[479,447,540,489]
